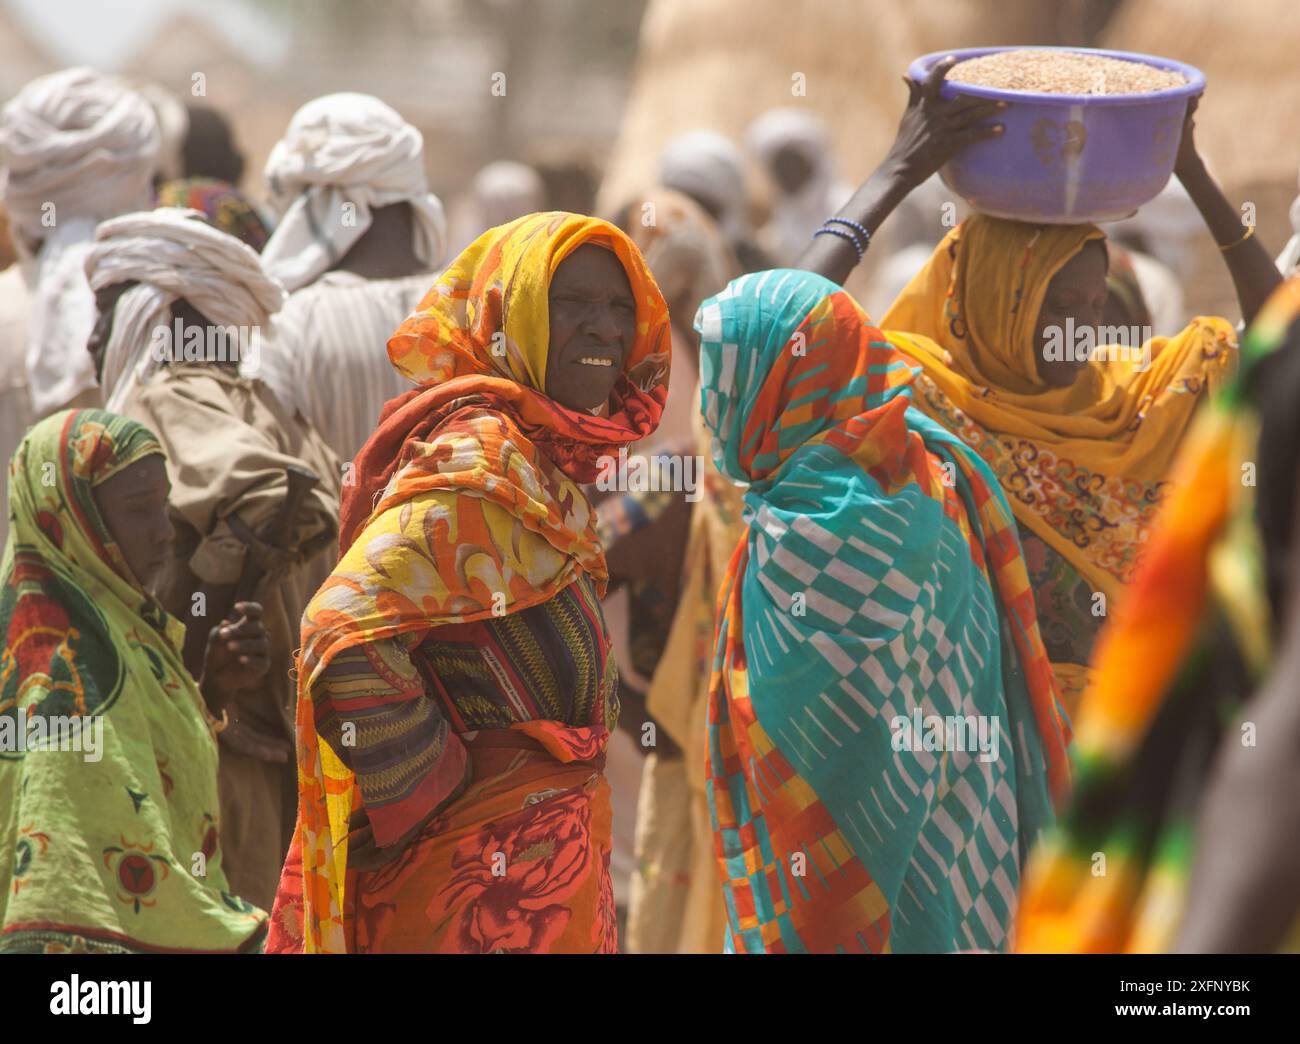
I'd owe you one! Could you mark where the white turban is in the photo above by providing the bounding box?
[746,108,832,176]
[658,130,749,243]
[84,208,286,411]
[260,93,446,293]
[0,67,160,415]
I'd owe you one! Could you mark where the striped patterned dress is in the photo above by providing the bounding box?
[310,573,617,852]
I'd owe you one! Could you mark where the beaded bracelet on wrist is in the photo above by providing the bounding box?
[825,217,872,251]
[813,225,864,260]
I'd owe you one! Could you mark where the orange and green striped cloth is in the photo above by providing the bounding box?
[1016,277,1300,952]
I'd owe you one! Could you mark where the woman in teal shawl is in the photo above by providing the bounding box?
[698,270,1069,953]
[0,409,269,953]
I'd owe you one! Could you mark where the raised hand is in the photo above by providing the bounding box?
[881,55,1007,191]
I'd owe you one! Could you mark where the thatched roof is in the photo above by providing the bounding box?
[597,0,1081,213]
[1101,0,1300,187]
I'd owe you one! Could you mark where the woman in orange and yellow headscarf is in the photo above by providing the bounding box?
[266,212,670,953]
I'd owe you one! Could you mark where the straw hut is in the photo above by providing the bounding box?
[1103,0,1298,188]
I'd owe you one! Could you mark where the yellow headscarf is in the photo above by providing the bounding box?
[882,215,1238,606]
[287,212,671,953]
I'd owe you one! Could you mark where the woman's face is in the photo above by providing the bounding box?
[91,454,175,590]
[545,243,637,411]
[1033,241,1109,388]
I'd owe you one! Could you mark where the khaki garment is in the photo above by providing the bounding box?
[121,363,341,910]
[626,397,744,954]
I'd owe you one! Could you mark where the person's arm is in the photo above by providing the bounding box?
[796,56,1005,286]
[1174,466,1300,952]
[315,635,470,870]
[1174,96,1282,327]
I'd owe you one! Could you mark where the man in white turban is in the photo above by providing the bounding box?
[260,92,445,293]
[87,208,341,913]
[744,108,851,267]
[256,93,449,461]
[0,67,160,416]
[85,208,285,411]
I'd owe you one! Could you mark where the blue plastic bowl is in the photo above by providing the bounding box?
[908,47,1205,224]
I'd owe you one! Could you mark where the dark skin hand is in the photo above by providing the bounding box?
[797,56,1006,286]
[90,457,272,720]
[544,243,637,411]
[199,601,272,717]
[180,580,291,762]
[346,769,471,871]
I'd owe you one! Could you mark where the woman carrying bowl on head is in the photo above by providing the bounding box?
[800,57,1282,716]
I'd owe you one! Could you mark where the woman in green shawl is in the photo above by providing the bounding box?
[1,409,270,953]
